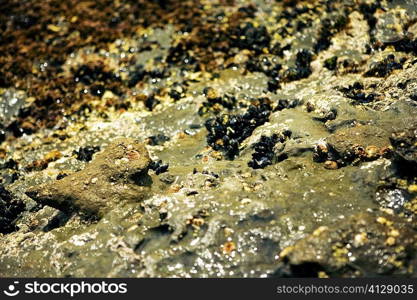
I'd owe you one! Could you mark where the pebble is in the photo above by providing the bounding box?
[324,160,338,170]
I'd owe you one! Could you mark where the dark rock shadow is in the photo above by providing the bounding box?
[43,211,73,232]
[130,171,153,187]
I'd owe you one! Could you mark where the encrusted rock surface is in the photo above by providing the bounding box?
[26,138,151,217]
[276,212,417,277]
[0,0,417,278]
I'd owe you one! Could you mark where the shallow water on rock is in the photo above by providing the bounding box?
[1,0,417,278]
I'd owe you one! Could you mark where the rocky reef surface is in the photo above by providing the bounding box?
[0,0,417,277]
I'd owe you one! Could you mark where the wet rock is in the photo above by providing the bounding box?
[312,108,337,123]
[159,173,175,185]
[390,123,417,165]
[146,134,170,146]
[375,187,410,213]
[0,159,18,170]
[384,36,417,55]
[314,15,348,53]
[325,125,391,164]
[1,0,417,278]
[364,54,403,78]
[198,88,236,116]
[374,10,409,45]
[283,49,313,81]
[277,212,417,277]
[0,89,27,128]
[390,121,417,173]
[26,150,62,172]
[0,185,25,234]
[26,138,152,217]
[358,2,380,44]
[246,55,281,76]
[275,99,299,111]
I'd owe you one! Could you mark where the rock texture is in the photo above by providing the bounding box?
[277,212,417,277]
[26,138,151,217]
[0,0,417,278]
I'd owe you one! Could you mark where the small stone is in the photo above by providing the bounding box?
[353,232,368,247]
[365,145,380,159]
[389,229,400,237]
[47,24,61,32]
[224,227,234,237]
[385,236,396,246]
[210,151,223,160]
[408,185,417,193]
[241,172,251,178]
[324,160,338,169]
[205,87,219,100]
[312,226,328,236]
[191,217,205,228]
[279,246,294,258]
[222,241,236,254]
[44,150,62,162]
[168,184,182,193]
[376,216,393,226]
[241,198,252,205]
[102,90,117,100]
